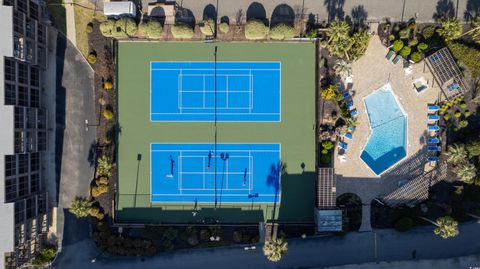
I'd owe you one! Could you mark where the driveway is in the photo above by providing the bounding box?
[54,221,480,269]
[139,0,476,23]
[55,33,96,250]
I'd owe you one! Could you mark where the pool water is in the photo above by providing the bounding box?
[360,84,407,175]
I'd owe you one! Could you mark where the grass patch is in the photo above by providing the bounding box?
[46,0,66,33]
[73,0,106,57]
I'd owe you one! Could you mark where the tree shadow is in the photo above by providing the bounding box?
[271,4,295,27]
[433,0,455,20]
[324,0,345,22]
[175,7,196,27]
[464,0,480,20]
[351,5,368,27]
[220,16,229,24]
[246,2,267,24]
[87,141,97,167]
[203,4,217,21]
[149,7,166,27]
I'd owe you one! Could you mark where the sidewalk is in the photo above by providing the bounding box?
[64,1,77,45]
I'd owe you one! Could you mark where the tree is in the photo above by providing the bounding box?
[97,155,113,177]
[321,85,337,100]
[113,18,138,38]
[349,30,370,60]
[392,40,404,52]
[467,140,480,156]
[333,59,352,80]
[469,17,480,43]
[69,196,91,218]
[400,46,412,57]
[99,20,115,37]
[445,143,468,165]
[453,162,476,183]
[326,20,353,60]
[263,238,288,262]
[437,17,462,41]
[433,216,459,239]
[245,19,269,40]
[269,23,295,40]
[200,19,215,36]
[145,20,163,39]
[171,23,194,39]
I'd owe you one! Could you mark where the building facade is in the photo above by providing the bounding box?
[0,0,50,268]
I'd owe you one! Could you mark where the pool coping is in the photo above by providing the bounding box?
[359,83,409,176]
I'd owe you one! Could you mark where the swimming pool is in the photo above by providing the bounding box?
[360,84,407,175]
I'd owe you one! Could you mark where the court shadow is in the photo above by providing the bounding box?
[271,4,295,27]
[276,171,316,222]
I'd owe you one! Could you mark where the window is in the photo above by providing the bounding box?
[13,12,24,35]
[18,175,28,196]
[17,62,28,84]
[17,0,28,14]
[14,200,25,224]
[37,25,46,45]
[30,173,39,194]
[26,131,36,152]
[26,197,36,219]
[5,155,16,177]
[14,131,24,153]
[5,83,16,105]
[30,87,39,108]
[18,154,28,174]
[26,108,36,128]
[37,109,46,129]
[37,131,46,151]
[6,177,18,201]
[18,86,28,106]
[30,152,39,172]
[29,1,38,20]
[30,66,39,87]
[15,107,24,129]
[3,0,13,6]
[4,58,16,81]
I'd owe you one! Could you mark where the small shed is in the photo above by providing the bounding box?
[315,209,343,232]
[103,1,137,17]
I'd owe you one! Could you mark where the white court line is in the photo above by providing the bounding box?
[152,68,280,71]
[152,112,278,115]
[202,157,205,189]
[152,193,278,196]
[178,152,182,194]
[152,149,280,153]
[180,171,252,175]
[180,90,252,93]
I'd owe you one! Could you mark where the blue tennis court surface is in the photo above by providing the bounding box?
[151,143,281,203]
[150,62,281,122]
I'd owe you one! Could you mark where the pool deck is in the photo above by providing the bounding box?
[335,36,441,179]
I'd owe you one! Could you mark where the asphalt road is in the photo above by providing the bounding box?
[53,221,480,269]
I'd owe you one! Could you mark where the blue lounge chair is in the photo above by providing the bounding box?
[350,110,358,118]
[338,142,348,150]
[428,125,440,131]
[342,91,350,100]
[428,137,440,144]
[344,132,353,140]
[392,54,402,64]
[427,156,440,162]
[428,146,442,152]
[386,50,395,60]
[346,102,354,110]
[428,114,440,121]
[428,105,440,112]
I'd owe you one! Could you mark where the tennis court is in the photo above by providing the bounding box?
[151,143,281,203]
[150,62,281,122]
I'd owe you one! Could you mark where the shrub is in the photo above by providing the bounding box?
[171,23,194,39]
[399,28,410,39]
[270,23,295,40]
[96,177,108,186]
[410,52,423,62]
[233,230,243,243]
[199,229,211,241]
[459,102,467,109]
[103,135,112,145]
[458,120,468,128]
[417,42,428,52]
[104,81,113,90]
[86,23,93,33]
[97,155,112,177]
[322,140,334,151]
[467,140,480,156]
[91,184,108,197]
[200,19,215,35]
[163,227,178,241]
[437,17,462,41]
[400,46,412,57]
[320,154,331,164]
[394,217,413,232]
[87,53,97,64]
[103,109,114,120]
[321,85,337,100]
[100,20,115,37]
[218,22,229,33]
[465,110,471,117]
[392,40,404,52]
[245,19,269,40]
[443,113,451,120]
[454,111,462,118]
[388,34,395,41]
[422,26,436,39]
[69,196,91,218]
[32,245,56,266]
[408,38,418,46]
[145,20,162,39]
[113,17,137,38]
[89,206,105,220]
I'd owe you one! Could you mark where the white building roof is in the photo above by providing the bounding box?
[103,1,136,16]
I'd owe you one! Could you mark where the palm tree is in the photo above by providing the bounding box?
[445,143,468,165]
[349,30,370,61]
[263,238,288,262]
[419,216,459,239]
[69,196,92,218]
[327,20,353,60]
[436,17,462,41]
[333,59,352,80]
[453,162,477,184]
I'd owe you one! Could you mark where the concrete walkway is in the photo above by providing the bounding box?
[64,1,77,45]
[54,33,96,251]
[53,221,480,269]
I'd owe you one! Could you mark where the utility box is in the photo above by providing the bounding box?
[103,1,137,17]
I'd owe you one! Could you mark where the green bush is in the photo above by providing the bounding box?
[392,40,404,52]
[322,140,334,151]
[400,46,412,57]
[443,113,451,121]
[388,34,395,41]
[465,110,471,117]
[200,19,215,35]
[410,52,423,62]
[113,17,137,38]
[408,38,418,46]
[145,20,163,39]
[87,53,97,64]
[100,20,115,37]
[467,140,480,156]
[86,23,93,33]
[320,154,331,164]
[459,120,469,128]
[91,184,108,198]
[32,246,56,266]
[219,22,229,33]
[69,196,91,218]
[245,19,269,40]
[422,26,436,39]
[321,85,337,100]
[103,109,114,120]
[89,206,105,220]
[97,155,112,177]
[399,28,410,39]
[394,217,413,232]
[104,81,113,90]
[454,111,462,118]
[460,102,467,109]
[171,23,194,39]
[417,42,428,52]
[269,23,295,40]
